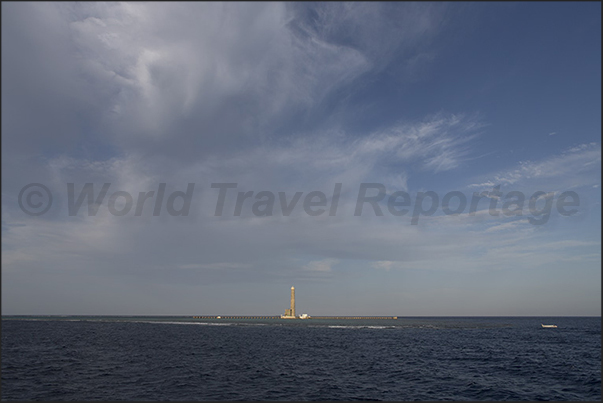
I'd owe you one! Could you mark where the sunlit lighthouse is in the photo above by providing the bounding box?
[282,286,296,318]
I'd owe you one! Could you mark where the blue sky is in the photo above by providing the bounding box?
[2,2,600,316]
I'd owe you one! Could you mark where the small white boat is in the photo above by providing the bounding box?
[541,324,557,328]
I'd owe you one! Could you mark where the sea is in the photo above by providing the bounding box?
[1,316,600,401]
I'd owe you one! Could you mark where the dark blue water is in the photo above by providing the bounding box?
[1,317,600,400]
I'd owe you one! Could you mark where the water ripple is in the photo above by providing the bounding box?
[2,317,600,400]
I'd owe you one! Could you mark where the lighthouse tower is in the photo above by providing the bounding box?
[290,286,296,317]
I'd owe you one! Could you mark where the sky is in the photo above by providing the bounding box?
[2,2,601,316]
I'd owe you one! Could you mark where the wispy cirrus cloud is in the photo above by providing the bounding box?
[467,142,601,190]
[352,113,483,172]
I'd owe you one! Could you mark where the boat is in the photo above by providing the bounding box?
[541,324,557,328]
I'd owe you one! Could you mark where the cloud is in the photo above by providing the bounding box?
[1,1,477,305]
[467,143,601,191]
[0,2,446,164]
[302,259,339,272]
[468,181,496,188]
[67,3,373,139]
[365,226,601,275]
[373,261,395,271]
[353,113,483,172]
[178,263,252,270]
[0,111,583,292]
[496,143,600,184]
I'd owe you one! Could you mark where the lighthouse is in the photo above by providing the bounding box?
[281,286,297,318]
